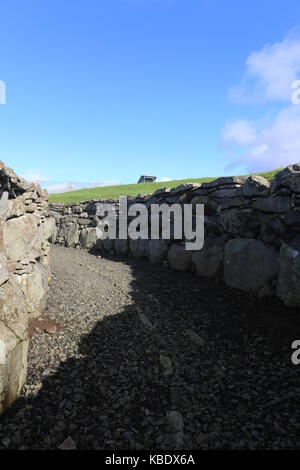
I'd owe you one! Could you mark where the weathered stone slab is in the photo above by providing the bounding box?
[0,192,9,222]
[191,195,218,214]
[80,227,101,249]
[41,217,56,242]
[200,176,247,191]
[260,214,287,248]
[3,213,40,262]
[114,238,129,255]
[284,210,300,231]
[218,197,250,211]
[65,223,79,248]
[7,199,26,219]
[220,208,260,237]
[16,262,49,319]
[270,164,300,193]
[102,238,114,252]
[130,238,149,258]
[0,253,9,286]
[211,187,240,198]
[224,238,278,292]
[242,175,270,197]
[192,235,225,278]
[251,196,290,213]
[148,239,169,264]
[167,243,192,271]
[276,243,300,307]
[0,277,28,339]
[0,322,28,413]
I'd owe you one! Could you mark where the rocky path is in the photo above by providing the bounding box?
[1,245,300,450]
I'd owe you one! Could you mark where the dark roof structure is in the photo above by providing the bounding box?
[137,175,157,184]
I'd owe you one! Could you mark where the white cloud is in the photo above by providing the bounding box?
[223,33,300,172]
[157,176,172,182]
[222,119,256,146]
[21,171,120,194]
[93,180,120,187]
[43,179,120,194]
[222,105,300,172]
[229,34,300,104]
[22,170,49,183]
[44,182,69,194]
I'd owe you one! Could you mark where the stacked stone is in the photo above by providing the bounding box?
[50,163,300,309]
[0,161,55,413]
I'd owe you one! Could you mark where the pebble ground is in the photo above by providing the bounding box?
[0,245,300,450]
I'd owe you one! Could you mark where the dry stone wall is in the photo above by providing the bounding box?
[0,162,54,413]
[50,164,300,309]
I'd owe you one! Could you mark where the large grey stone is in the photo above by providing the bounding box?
[200,176,247,191]
[220,209,260,238]
[0,322,28,413]
[65,223,79,248]
[276,243,300,307]
[224,238,278,292]
[170,183,199,194]
[288,175,300,193]
[41,217,56,242]
[270,164,300,193]
[242,175,270,197]
[72,205,82,214]
[50,225,57,244]
[284,211,300,231]
[251,196,290,213]
[102,238,114,252]
[148,239,169,264]
[211,187,240,198]
[0,275,28,413]
[205,214,223,235]
[191,195,218,215]
[130,238,149,258]
[7,199,26,219]
[167,243,192,271]
[218,197,250,211]
[0,253,9,286]
[78,218,90,226]
[0,277,28,339]
[80,227,101,249]
[0,192,9,222]
[16,262,49,319]
[56,221,71,242]
[260,214,287,248]
[114,238,129,255]
[49,209,62,220]
[2,213,40,262]
[192,235,225,278]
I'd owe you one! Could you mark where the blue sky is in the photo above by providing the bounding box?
[1,0,300,192]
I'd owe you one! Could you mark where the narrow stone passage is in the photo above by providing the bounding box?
[0,245,300,450]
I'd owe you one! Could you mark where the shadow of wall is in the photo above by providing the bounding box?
[0,249,300,450]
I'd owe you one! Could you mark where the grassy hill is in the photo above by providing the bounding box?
[49,169,280,204]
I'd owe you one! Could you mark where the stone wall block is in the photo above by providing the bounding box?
[224,238,278,292]
[167,243,192,271]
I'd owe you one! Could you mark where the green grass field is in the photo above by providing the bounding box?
[49,168,281,204]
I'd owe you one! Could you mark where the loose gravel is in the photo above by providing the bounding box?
[0,245,300,450]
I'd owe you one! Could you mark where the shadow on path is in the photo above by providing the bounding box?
[1,247,300,450]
